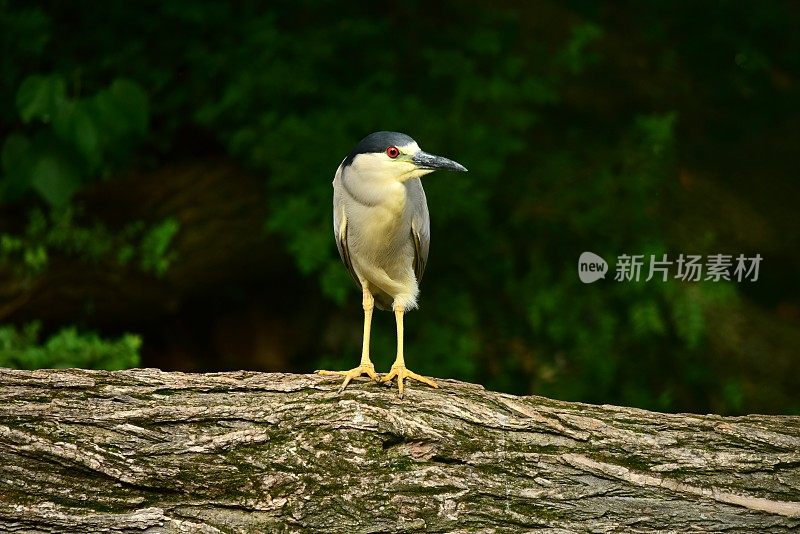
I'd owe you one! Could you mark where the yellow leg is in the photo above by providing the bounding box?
[381,305,438,397]
[316,287,379,392]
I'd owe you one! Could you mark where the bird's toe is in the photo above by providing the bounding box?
[381,364,438,397]
[316,362,380,392]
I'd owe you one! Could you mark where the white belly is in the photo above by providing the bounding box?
[335,168,420,309]
[348,200,418,308]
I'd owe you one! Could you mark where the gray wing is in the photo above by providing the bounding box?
[407,178,430,283]
[333,165,360,287]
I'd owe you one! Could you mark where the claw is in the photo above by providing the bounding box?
[316,362,380,392]
[380,364,438,397]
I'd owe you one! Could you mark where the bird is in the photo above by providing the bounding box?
[316,131,467,397]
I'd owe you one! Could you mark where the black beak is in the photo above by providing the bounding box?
[412,151,468,173]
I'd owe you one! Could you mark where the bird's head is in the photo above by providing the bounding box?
[342,131,467,183]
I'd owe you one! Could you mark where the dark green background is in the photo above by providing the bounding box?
[2,1,798,414]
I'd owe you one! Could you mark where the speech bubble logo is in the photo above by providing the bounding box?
[578,251,608,283]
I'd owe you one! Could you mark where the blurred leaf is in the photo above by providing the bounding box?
[1,133,31,172]
[53,102,101,170]
[0,133,33,200]
[5,74,150,205]
[635,113,677,156]
[558,22,603,74]
[722,379,744,413]
[1,207,178,280]
[29,155,80,207]
[109,78,149,134]
[139,218,180,276]
[16,74,67,123]
[320,260,352,304]
[629,300,667,338]
[0,322,141,370]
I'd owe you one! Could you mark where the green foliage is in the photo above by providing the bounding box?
[0,322,141,370]
[16,74,67,123]
[0,1,795,413]
[559,22,604,74]
[177,3,737,411]
[138,218,180,276]
[2,74,148,206]
[0,208,179,278]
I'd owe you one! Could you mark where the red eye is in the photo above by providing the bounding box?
[386,146,400,158]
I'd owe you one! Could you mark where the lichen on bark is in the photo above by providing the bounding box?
[0,368,798,532]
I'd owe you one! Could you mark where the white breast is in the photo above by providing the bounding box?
[333,158,420,309]
[347,183,409,257]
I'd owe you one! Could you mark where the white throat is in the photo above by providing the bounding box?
[340,157,408,207]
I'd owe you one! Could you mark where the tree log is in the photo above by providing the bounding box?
[0,369,798,532]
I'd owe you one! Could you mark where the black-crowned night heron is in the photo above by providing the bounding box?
[317,131,467,397]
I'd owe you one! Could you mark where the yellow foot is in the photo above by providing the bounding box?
[316,362,379,393]
[380,364,438,397]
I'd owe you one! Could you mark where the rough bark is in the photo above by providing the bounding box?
[0,369,798,533]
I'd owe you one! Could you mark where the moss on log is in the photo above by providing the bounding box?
[0,368,798,532]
